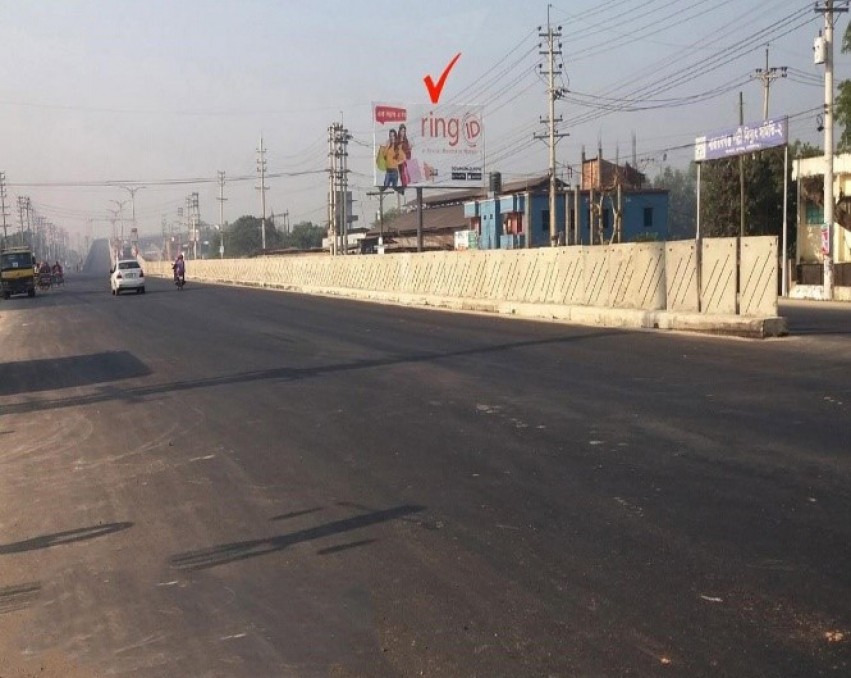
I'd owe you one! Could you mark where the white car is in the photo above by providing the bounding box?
[110,259,146,295]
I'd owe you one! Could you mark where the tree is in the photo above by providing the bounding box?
[651,164,696,240]
[699,150,792,238]
[282,221,325,250]
[839,24,851,151]
[698,140,821,247]
[214,216,285,257]
[369,207,402,231]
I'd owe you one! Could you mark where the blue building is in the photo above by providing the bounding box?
[463,165,669,249]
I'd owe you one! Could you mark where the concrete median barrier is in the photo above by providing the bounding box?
[143,240,786,338]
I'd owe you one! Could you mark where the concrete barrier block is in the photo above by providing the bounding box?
[740,236,779,316]
[665,241,699,312]
[701,238,737,314]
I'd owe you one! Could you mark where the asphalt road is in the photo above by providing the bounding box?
[0,252,849,677]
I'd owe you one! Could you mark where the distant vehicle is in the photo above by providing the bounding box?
[37,271,52,291]
[0,246,37,299]
[110,259,145,295]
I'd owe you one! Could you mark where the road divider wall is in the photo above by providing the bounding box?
[142,236,783,337]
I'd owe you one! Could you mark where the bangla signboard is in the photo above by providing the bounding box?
[694,117,788,162]
[373,102,484,191]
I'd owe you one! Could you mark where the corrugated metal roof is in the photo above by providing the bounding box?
[366,202,467,237]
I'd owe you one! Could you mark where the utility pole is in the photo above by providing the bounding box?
[328,124,336,255]
[739,92,745,238]
[185,197,192,258]
[340,125,352,254]
[160,215,168,260]
[256,135,268,252]
[17,196,25,242]
[191,192,200,260]
[217,170,227,258]
[0,172,7,245]
[753,46,787,120]
[176,206,184,257]
[816,0,847,300]
[107,208,120,257]
[328,123,352,254]
[535,6,568,247]
[109,199,127,247]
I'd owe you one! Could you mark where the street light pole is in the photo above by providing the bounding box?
[121,185,146,235]
[109,199,128,253]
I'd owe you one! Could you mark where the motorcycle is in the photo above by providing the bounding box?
[37,272,52,291]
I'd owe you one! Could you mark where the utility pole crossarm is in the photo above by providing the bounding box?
[753,46,787,120]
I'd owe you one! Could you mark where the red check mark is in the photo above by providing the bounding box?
[424,53,462,105]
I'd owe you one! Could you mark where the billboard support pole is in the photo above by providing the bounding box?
[417,188,424,253]
[782,145,789,297]
[696,161,702,313]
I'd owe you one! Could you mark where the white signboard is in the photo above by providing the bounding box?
[373,102,484,191]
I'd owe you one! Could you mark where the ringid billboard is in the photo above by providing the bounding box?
[373,102,484,191]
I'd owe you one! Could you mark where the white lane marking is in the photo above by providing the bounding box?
[219,633,247,641]
[190,454,216,462]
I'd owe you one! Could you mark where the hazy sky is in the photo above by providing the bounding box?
[0,0,846,244]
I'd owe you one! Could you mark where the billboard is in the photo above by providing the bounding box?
[694,117,788,162]
[373,102,484,191]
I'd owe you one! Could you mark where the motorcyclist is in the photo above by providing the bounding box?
[172,253,185,283]
[52,261,63,276]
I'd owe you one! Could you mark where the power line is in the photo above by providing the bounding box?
[6,169,325,189]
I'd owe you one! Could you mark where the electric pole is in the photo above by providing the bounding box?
[107,207,120,256]
[534,6,568,247]
[328,123,352,255]
[328,124,336,255]
[739,92,745,238]
[753,46,787,121]
[816,0,847,300]
[109,199,127,247]
[160,215,168,260]
[217,170,227,258]
[339,125,352,254]
[17,196,25,242]
[0,173,8,245]
[191,192,200,260]
[257,135,268,252]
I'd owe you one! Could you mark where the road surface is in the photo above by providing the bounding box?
[0,250,849,676]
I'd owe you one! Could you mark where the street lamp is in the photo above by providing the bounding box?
[120,185,146,233]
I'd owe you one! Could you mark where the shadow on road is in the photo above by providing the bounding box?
[270,507,324,522]
[0,522,134,555]
[0,583,42,614]
[170,505,423,571]
[0,332,613,415]
[0,351,151,397]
